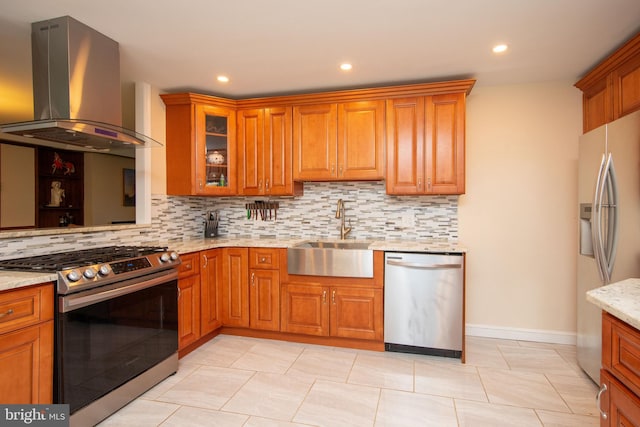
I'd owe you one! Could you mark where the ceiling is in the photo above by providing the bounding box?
[1,0,640,103]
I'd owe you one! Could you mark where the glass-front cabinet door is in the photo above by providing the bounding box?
[195,104,236,195]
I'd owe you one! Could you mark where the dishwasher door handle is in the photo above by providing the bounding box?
[386,260,462,270]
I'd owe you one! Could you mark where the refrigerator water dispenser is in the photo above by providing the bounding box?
[579,203,594,257]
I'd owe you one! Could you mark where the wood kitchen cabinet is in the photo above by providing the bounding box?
[292,100,385,181]
[280,250,384,343]
[237,107,302,196]
[386,93,466,195]
[200,249,222,335]
[0,283,54,404]
[248,248,280,331]
[220,247,249,327]
[599,311,640,425]
[161,93,237,196]
[176,252,201,351]
[220,247,281,331]
[280,283,382,341]
[576,32,640,132]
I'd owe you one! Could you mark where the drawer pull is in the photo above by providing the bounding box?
[596,383,608,420]
[260,257,267,263]
[0,308,14,321]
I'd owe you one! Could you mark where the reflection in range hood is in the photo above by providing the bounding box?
[1,16,160,150]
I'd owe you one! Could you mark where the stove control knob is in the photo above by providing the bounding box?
[170,252,179,261]
[160,253,170,263]
[66,270,81,282]
[83,268,96,279]
[98,265,111,276]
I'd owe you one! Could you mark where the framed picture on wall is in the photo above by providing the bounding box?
[123,168,135,207]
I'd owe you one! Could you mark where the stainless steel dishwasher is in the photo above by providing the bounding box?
[384,252,464,358]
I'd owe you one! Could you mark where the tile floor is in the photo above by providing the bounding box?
[98,335,600,426]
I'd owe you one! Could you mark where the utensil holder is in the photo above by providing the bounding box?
[205,211,219,237]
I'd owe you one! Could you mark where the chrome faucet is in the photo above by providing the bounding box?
[335,199,352,239]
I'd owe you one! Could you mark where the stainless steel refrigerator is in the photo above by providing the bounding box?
[577,109,640,383]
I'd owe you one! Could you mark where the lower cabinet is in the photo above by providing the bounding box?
[177,252,201,350]
[600,369,640,426]
[600,311,640,425]
[249,247,281,331]
[177,246,381,353]
[281,282,383,341]
[220,247,281,331]
[177,250,224,353]
[0,283,54,404]
[201,249,223,335]
[220,248,250,327]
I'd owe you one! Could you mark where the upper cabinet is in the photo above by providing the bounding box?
[237,107,302,196]
[163,80,474,194]
[292,100,385,181]
[161,93,237,196]
[386,93,466,195]
[576,32,640,133]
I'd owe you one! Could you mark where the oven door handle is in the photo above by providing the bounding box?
[60,270,178,313]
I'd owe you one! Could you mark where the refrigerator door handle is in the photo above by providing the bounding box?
[592,153,607,283]
[604,155,619,280]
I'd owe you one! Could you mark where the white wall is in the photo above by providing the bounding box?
[459,81,582,343]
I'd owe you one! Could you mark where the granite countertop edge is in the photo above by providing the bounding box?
[586,278,640,330]
[0,237,466,293]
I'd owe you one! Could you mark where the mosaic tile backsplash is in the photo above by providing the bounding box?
[0,181,458,258]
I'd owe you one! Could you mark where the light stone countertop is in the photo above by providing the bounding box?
[0,237,465,293]
[586,278,640,330]
[0,271,57,293]
[167,236,466,255]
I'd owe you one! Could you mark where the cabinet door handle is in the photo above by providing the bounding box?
[199,179,203,190]
[0,308,14,321]
[418,178,422,190]
[427,178,432,190]
[259,179,263,191]
[202,255,207,268]
[251,272,255,286]
[596,383,608,420]
[331,165,335,176]
[266,179,270,191]
[332,290,336,304]
[339,165,343,176]
[322,290,327,304]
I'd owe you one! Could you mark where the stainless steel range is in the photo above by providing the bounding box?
[0,246,181,427]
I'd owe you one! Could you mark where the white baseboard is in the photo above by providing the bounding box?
[466,323,576,345]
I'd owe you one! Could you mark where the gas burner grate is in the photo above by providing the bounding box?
[0,245,167,272]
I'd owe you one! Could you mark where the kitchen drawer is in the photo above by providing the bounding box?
[0,284,54,335]
[603,311,640,397]
[249,248,280,270]
[178,252,200,279]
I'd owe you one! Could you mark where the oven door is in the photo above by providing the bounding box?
[55,270,178,414]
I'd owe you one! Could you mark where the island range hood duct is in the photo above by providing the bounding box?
[1,16,160,150]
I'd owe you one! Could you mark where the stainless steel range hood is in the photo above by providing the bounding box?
[1,16,160,150]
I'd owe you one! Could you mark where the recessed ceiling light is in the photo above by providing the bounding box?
[217,75,229,83]
[492,44,508,54]
[340,63,353,71]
